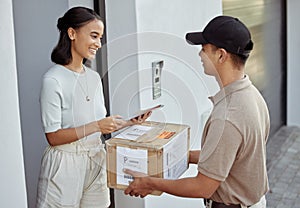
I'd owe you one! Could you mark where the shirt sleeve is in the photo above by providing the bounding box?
[198,119,242,181]
[40,76,62,133]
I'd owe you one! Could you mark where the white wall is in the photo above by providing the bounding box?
[0,0,27,207]
[106,1,222,207]
[137,3,221,207]
[105,0,141,119]
[287,0,300,126]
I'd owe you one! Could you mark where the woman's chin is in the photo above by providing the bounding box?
[85,54,96,60]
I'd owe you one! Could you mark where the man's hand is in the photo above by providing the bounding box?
[124,169,221,199]
[123,169,154,198]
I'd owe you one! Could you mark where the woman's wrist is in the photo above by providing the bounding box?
[91,121,101,133]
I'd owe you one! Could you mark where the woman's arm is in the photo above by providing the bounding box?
[46,116,121,146]
[46,112,152,146]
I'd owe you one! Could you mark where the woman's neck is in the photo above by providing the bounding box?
[64,61,84,73]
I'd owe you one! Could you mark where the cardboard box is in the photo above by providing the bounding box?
[106,121,190,195]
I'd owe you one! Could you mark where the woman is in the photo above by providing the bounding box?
[36,6,150,208]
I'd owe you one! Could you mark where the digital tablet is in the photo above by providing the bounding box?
[128,104,164,120]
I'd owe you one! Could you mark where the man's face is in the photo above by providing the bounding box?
[198,44,218,76]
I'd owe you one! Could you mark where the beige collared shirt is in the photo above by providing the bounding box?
[198,75,270,206]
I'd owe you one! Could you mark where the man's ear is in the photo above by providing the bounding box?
[67,27,76,40]
[218,48,228,63]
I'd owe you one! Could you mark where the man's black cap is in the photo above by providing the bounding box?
[185,16,253,57]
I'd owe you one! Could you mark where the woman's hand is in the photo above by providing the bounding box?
[97,111,152,134]
[97,115,128,134]
[129,111,152,125]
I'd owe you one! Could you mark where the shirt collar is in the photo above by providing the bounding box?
[209,75,252,105]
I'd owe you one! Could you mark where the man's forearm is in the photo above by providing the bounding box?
[149,173,218,199]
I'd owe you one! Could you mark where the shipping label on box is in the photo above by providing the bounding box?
[116,146,148,185]
[106,121,190,195]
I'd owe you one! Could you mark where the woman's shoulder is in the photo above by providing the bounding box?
[44,64,66,77]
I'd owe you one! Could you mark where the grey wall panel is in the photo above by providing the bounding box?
[223,0,286,136]
[12,1,69,207]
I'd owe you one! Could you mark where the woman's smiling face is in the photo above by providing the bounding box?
[70,19,104,61]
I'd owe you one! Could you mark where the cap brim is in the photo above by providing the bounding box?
[185,32,208,45]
